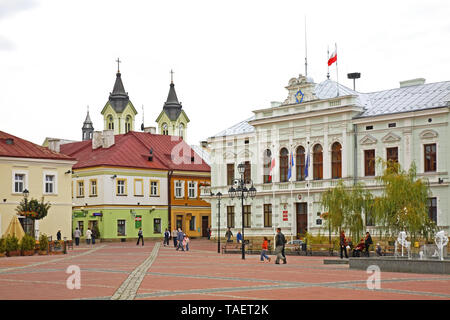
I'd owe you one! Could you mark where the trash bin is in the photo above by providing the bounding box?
[121,238,126,242]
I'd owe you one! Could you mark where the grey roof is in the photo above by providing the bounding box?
[82,111,94,130]
[212,116,255,138]
[163,82,182,121]
[109,72,131,113]
[211,79,450,138]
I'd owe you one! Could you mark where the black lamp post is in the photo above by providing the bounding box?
[228,163,257,260]
[210,191,222,253]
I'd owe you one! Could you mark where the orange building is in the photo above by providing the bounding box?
[169,171,210,238]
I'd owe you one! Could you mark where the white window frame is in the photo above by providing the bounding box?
[188,181,196,198]
[150,180,159,197]
[175,180,184,198]
[43,171,57,195]
[13,172,27,194]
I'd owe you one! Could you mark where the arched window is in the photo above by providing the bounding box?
[125,116,132,133]
[331,142,342,179]
[296,146,305,181]
[178,123,184,139]
[263,149,272,183]
[280,148,289,182]
[108,116,114,130]
[313,144,323,180]
[162,123,168,135]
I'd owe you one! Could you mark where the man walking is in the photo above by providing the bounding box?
[176,228,185,251]
[164,228,170,246]
[225,228,233,242]
[364,231,373,257]
[173,228,178,248]
[340,230,348,259]
[74,228,81,246]
[56,230,61,241]
[275,228,287,264]
[91,227,96,245]
[137,228,144,246]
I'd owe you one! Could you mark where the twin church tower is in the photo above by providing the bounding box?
[82,61,189,141]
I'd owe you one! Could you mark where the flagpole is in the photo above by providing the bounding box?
[305,16,308,77]
[335,43,339,97]
[327,46,330,80]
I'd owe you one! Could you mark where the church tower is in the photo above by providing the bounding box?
[155,70,190,140]
[101,59,138,135]
[82,107,94,141]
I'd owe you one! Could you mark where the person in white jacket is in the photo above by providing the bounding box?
[85,228,92,245]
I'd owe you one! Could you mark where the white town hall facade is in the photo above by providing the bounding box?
[203,74,450,240]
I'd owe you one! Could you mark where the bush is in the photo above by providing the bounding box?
[20,234,36,251]
[39,234,49,251]
[0,238,6,254]
[5,235,19,252]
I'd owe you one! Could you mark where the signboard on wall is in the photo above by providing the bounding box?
[282,204,288,221]
[135,215,142,229]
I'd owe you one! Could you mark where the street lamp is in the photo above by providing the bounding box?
[22,189,29,199]
[211,191,222,253]
[228,162,257,260]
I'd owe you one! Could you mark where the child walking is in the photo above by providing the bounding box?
[260,237,271,262]
[183,235,190,251]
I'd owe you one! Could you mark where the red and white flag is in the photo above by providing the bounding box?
[328,49,337,66]
[269,158,276,182]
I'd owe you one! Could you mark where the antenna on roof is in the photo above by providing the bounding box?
[304,16,308,77]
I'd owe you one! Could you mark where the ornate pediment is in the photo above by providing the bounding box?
[382,132,401,143]
[360,134,377,145]
[238,149,253,158]
[285,74,316,105]
[223,151,236,160]
[419,129,438,139]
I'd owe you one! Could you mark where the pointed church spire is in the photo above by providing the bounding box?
[108,59,130,113]
[82,106,94,141]
[162,70,183,121]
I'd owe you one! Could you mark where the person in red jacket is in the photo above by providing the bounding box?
[340,230,348,259]
[260,237,271,262]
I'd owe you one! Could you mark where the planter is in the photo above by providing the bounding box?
[38,250,48,255]
[6,250,21,257]
[22,250,35,256]
[50,251,64,255]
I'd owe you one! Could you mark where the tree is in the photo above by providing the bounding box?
[16,197,51,221]
[321,180,349,236]
[373,159,436,242]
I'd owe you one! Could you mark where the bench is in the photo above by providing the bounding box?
[222,242,244,254]
[284,243,301,255]
[307,244,334,256]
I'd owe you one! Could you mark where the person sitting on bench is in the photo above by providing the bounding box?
[352,238,365,257]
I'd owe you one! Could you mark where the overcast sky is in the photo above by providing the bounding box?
[1,0,449,147]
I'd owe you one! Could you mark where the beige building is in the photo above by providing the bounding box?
[0,131,76,239]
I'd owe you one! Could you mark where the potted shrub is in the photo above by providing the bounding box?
[0,238,6,258]
[20,234,36,256]
[5,235,20,257]
[51,240,64,255]
[39,234,49,255]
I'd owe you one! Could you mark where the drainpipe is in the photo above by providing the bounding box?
[167,170,173,232]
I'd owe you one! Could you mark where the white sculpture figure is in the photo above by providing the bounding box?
[434,231,449,261]
[394,231,411,259]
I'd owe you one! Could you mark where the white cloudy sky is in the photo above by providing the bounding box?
[1,0,449,146]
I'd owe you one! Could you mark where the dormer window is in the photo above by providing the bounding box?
[108,116,114,130]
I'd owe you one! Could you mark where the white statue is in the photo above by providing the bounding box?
[434,231,448,261]
[394,231,411,259]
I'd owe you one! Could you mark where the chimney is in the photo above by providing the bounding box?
[200,140,208,149]
[102,130,115,148]
[47,139,61,153]
[400,78,426,88]
[92,131,103,150]
[144,127,156,134]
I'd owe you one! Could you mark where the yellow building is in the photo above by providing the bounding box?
[0,131,76,239]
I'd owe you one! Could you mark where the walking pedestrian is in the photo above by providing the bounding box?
[85,228,92,245]
[340,230,348,259]
[173,228,178,248]
[91,227,96,245]
[176,228,185,251]
[207,226,211,240]
[137,228,144,246]
[56,230,61,241]
[260,237,271,263]
[275,228,287,264]
[364,232,373,257]
[74,228,81,246]
[225,228,233,242]
[184,234,190,251]
[164,228,170,246]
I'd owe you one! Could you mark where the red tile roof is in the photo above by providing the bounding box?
[0,131,75,161]
[60,131,210,172]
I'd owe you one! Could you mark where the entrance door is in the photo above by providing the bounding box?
[176,215,183,231]
[201,216,209,237]
[88,220,97,230]
[296,203,308,237]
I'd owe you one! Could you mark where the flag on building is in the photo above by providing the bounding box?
[304,147,310,178]
[288,151,294,181]
[269,157,276,182]
[328,48,337,66]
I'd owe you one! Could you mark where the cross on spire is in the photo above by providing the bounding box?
[170,69,174,84]
[116,58,121,72]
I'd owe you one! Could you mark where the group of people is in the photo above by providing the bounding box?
[225,228,243,243]
[73,227,99,246]
[164,228,190,251]
[339,230,373,258]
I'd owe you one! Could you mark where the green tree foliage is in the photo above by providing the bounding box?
[20,234,36,251]
[374,159,436,241]
[5,235,19,252]
[15,196,51,220]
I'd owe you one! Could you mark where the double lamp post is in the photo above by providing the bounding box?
[211,163,257,260]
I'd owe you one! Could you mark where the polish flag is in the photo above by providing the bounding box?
[328,49,337,66]
[269,158,276,182]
